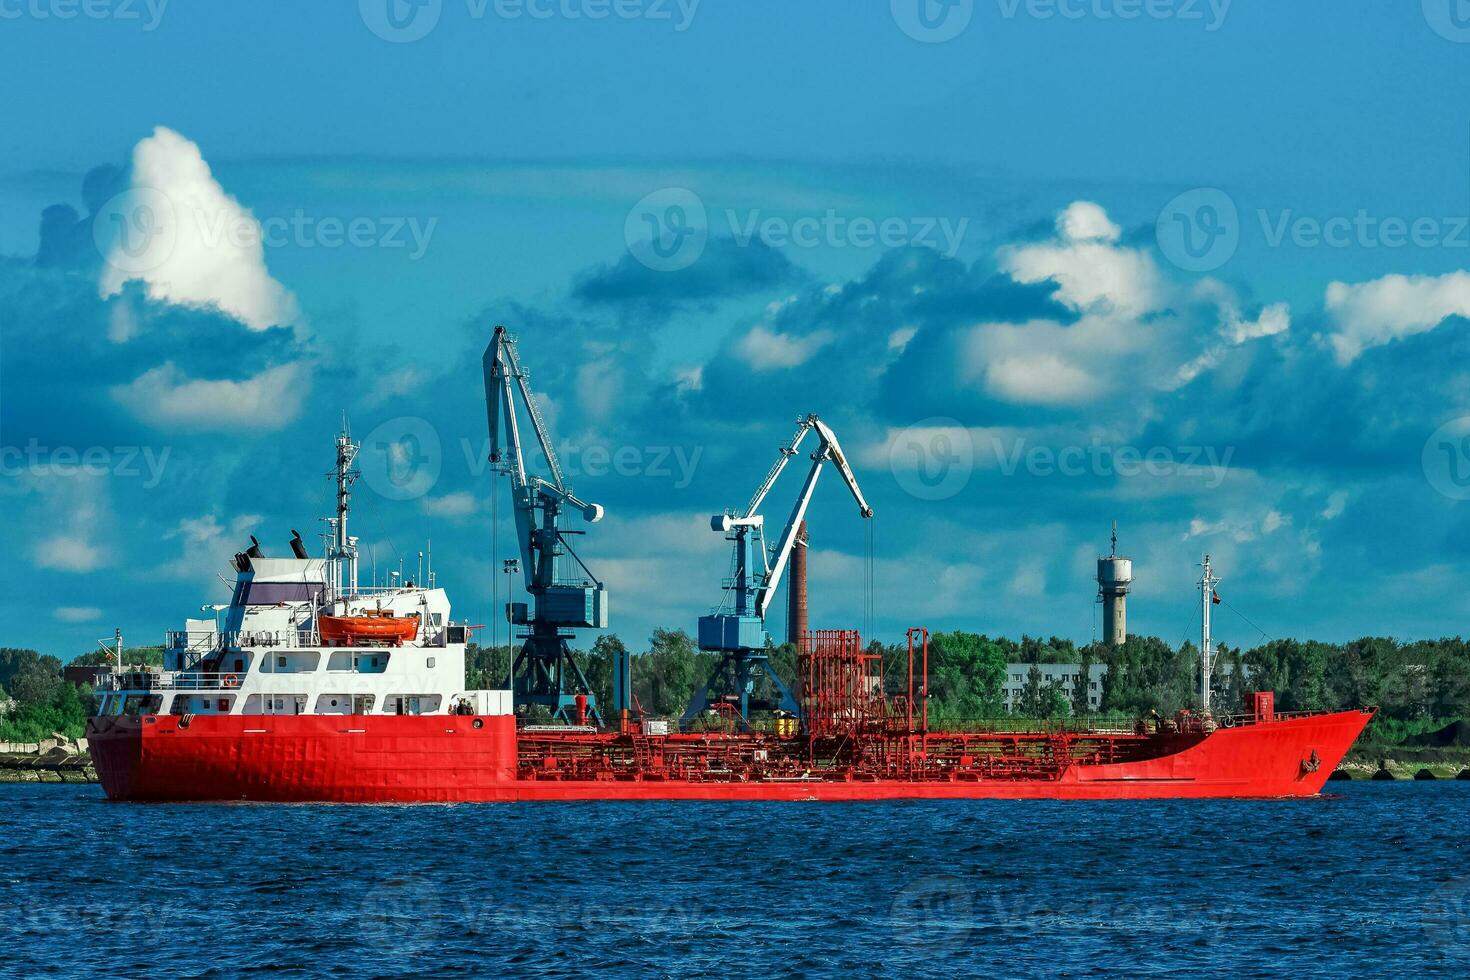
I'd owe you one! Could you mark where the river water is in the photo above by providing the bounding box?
[3,781,1468,977]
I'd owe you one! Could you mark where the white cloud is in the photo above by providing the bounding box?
[737,325,835,370]
[1323,271,1470,364]
[1321,490,1349,521]
[1262,510,1288,534]
[111,362,308,431]
[1056,200,1121,243]
[1008,559,1047,598]
[37,536,105,573]
[1001,201,1160,316]
[1172,294,1291,388]
[888,325,918,352]
[983,351,1102,405]
[27,471,111,573]
[675,364,704,394]
[422,492,477,518]
[98,126,299,331]
[161,513,261,590]
[54,607,103,623]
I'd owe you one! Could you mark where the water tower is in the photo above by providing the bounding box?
[1096,522,1132,646]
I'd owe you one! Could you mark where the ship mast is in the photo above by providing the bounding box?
[1199,554,1220,715]
[330,423,361,599]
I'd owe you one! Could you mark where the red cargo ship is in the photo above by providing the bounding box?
[86,330,1373,802]
[87,614,1372,803]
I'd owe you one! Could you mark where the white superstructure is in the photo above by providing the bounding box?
[94,427,511,720]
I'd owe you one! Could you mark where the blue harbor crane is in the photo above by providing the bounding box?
[484,325,608,725]
[682,414,873,730]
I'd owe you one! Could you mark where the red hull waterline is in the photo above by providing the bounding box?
[87,709,1373,803]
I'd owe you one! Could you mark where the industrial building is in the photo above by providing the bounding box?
[1002,663,1108,713]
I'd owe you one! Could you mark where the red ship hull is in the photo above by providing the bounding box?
[87,708,1372,802]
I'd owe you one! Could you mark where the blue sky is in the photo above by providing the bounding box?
[3,1,1470,658]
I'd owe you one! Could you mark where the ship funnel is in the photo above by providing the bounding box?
[289,529,309,560]
[246,535,266,559]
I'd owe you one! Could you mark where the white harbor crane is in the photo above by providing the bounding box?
[684,414,874,729]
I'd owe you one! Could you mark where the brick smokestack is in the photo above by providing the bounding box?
[786,520,808,645]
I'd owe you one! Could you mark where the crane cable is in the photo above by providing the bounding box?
[864,519,875,643]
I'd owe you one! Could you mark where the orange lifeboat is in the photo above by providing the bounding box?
[318,611,420,647]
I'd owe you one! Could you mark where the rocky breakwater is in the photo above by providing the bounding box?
[0,734,97,783]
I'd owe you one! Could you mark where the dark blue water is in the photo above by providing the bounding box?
[3,783,1469,977]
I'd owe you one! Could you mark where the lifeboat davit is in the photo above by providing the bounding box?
[318,612,420,646]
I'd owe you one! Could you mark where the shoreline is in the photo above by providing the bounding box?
[0,736,97,783]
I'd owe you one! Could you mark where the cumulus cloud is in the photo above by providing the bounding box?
[1056,200,1121,243]
[1000,201,1161,316]
[1172,288,1291,388]
[1321,490,1349,521]
[26,472,112,573]
[573,237,801,320]
[1324,270,1470,364]
[979,346,1104,405]
[98,126,299,331]
[111,362,308,431]
[161,513,262,588]
[422,492,477,518]
[54,607,103,623]
[737,325,835,370]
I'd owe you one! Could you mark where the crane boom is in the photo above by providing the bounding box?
[482,324,608,725]
[688,413,874,728]
[753,415,873,620]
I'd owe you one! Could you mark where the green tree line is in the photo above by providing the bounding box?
[4,632,1468,744]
